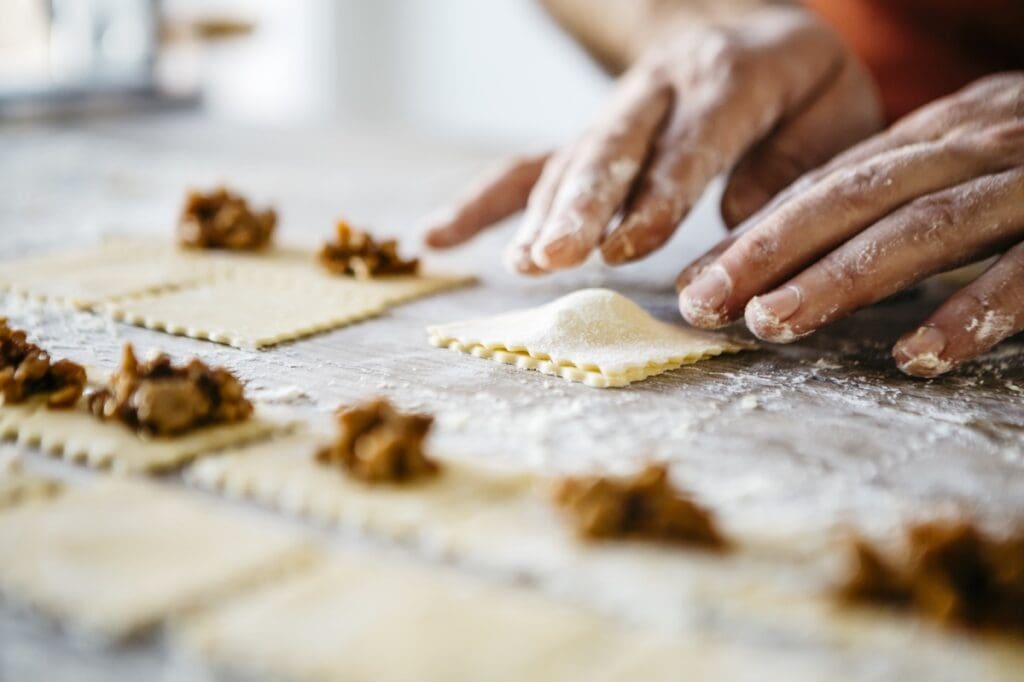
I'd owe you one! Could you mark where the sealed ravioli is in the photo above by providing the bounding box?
[428,289,751,387]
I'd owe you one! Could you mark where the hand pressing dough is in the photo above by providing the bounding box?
[428,288,752,387]
[107,271,472,349]
[175,556,678,682]
[186,431,543,553]
[0,477,315,640]
[0,240,222,309]
[1,399,284,473]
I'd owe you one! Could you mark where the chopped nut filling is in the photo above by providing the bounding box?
[318,220,418,279]
[0,318,85,409]
[554,464,727,548]
[316,398,438,483]
[839,521,1024,633]
[87,344,253,437]
[178,187,276,250]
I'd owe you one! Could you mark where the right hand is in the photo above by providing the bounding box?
[422,6,882,275]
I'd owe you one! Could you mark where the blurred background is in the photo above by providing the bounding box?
[0,0,727,280]
[0,0,613,149]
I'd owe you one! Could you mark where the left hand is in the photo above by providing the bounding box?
[677,73,1024,378]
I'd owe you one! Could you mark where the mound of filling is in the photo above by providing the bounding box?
[178,187,276,250]
[318,220,418,279]
[839,521,1024,633]
[88,344,253,436]
[0,318,85,408]
[554,463,727,549]
[316,397,438,483]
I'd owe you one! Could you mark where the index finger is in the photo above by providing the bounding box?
[422,153,549,249]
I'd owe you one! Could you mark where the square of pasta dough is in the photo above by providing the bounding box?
[106,272,471,349]
[176,557,662,682]
[1,401,284,473]
[428,288,752,387]
[0,451,61,509]
[186,431,543,553]
[0,478,314,639]
[0,240,222,309]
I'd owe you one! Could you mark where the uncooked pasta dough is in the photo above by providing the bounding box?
[0,478,314,639]
[0,399,284,473]
[107,272,470,349]
[428,288,752,387]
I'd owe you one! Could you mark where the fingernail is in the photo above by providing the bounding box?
[894,326,949,376]
[532,232,582,270]
[503,243,539,274]
[753,286,802,324]
[681,265,732,312]
[601,231,635,265]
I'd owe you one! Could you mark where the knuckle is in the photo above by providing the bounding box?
[734,227,781,269]
[694,32,749,79]
[905,192,960,237]
[1005,243,1024,271]
[817,251,862,293]
[827,165,891,212]
[964,72,1024,98]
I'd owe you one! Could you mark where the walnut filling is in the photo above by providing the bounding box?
[87,345,253,437]
[316,398,438,483]
[0,318,85,409]
[318,220,419,279]
[839,521,1024,633]
[554,464,727,548]
[178,187,276,250]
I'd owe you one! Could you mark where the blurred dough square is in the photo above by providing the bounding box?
[176,557,642,682]
[186,430,537,549]
[0,478,314,639]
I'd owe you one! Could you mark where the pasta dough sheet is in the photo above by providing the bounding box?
[184,431,1024,676]
[184,433,817,629]
[175,557,689,682]
[0,240,222,309]
[185,431,549,557]
[106,271,473,349]
[428,288,752,387]
[0,451,61,509]
[0,477,315,639]
[1,400,285,473]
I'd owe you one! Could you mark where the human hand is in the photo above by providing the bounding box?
[423,7,881,275]
[677,73,1024,377]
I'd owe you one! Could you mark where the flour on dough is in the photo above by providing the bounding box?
[428,289,752,387]
[107,271,472,349]
[186,430,542,553]
[0,477,314,639]
[2,400,285,473]
[175,556,670,682]
[0,240,222,309]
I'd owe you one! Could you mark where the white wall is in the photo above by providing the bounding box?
[166,0,613,149]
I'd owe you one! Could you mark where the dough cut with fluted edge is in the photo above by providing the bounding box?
[0,477,316,639]
[186,430,543,551]
[428,288,752,387]
[0,451,61,508]
[107,271,473,349]
[0,399,285,473]
[0,239,223,309]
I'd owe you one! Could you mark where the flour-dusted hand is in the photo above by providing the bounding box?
[677,73,1024,378]
[422,6,882,273]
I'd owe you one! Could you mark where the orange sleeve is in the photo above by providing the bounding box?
[802,0,1024,122]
